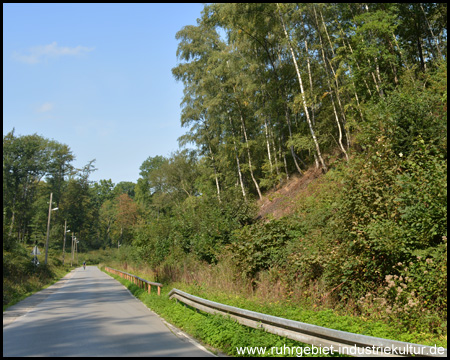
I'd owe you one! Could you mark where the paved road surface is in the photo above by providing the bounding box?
[3,266,214,357]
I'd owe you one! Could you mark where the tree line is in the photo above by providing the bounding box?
[3,3,446,275]
[170,3,446,201]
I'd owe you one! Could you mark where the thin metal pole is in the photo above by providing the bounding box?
[44,193,53,265]
[71,232,74,267]
[63,220,67,265]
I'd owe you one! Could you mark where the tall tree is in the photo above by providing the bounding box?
[3,130,74,246]
[277,3,327,172]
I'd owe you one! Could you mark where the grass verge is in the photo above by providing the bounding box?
[100,265,343,357]
[3,246,74,311]
[172,281,447,348]
[100,265,447,356]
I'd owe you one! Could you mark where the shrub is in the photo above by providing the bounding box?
[228,217,304,281]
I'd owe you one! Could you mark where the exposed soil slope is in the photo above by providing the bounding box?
[257,167,323,220]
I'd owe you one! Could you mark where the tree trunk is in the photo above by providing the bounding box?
[285,105,303,175]
[239,109,263,200]
[229,115,247,201]
[420,3,443,60]
[208,143,221,203]
[313,5,349,160]
[280,135,289,180]
[268,117,281,180]
[203,120,221,203]
[277,3,327,172]
[264,117,273,174]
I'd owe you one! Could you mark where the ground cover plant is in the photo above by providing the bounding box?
[3,244,73,311]
[101,262,446,356]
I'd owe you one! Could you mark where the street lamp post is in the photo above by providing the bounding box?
[63,221,70,265]
[44,193,58,265]
[76,239,79,265]
[71,233,75,266]
[71,233,78,267]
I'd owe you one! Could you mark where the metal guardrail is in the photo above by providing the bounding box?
[169,288,447,357]
[105,266,163,296]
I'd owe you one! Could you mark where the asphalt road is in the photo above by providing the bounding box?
[3,266,214,357]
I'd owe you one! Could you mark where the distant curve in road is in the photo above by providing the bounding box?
[3,266,214,357]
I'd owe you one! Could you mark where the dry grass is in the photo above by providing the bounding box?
[257,166,323,220]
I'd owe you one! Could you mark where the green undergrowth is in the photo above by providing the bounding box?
[3,245,74,311]
[173,282,447,349]
[101,266,446,355]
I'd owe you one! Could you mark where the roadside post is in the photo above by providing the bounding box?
[31,245,41,267]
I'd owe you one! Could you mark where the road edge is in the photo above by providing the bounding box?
[101,267,227,357]
[3,268,77,328]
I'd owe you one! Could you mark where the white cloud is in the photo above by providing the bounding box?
[35,102,54,113]
[13,41,94,64]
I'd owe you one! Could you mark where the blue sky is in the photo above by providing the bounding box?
[3,3,205,184]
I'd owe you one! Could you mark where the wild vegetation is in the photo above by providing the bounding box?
[101,262,446,356]
[3,247,72,310]
[3,2,446,343]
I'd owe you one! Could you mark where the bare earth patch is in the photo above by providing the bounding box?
[257,167,323,220]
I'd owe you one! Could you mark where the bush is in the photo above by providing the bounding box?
[324,67,447,305]
[228,217,304,281]
[357,237,447,334]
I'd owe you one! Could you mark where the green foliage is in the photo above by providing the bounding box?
[357,64,447,156]
[131,218,170,266]
[132,185,257,268]
[229,218,304,280]
[395,143,447,247]
[357,238,447,334]
[3,131,72,247]
[327,144,446,300]
[3,2,447,341]
[3,244,73,309]
[306,65,448,337]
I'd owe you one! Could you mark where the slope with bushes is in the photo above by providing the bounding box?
[3,2,446,344]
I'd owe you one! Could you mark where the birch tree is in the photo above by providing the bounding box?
[277,3,327,172]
